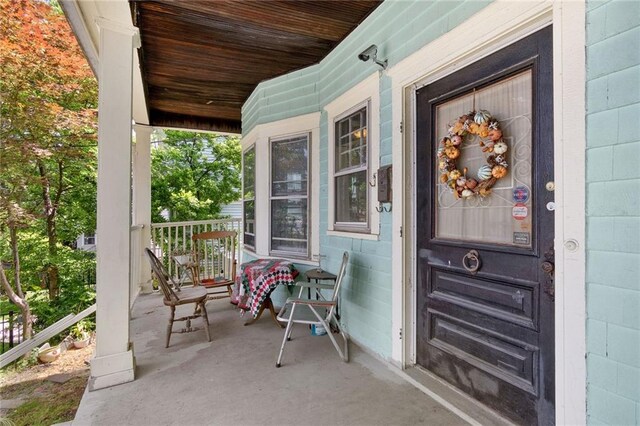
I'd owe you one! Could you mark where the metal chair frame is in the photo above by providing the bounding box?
[275,252,349,367]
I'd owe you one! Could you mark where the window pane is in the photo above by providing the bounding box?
[335,170,367,224]
[243,200,255,248]
[335,107,367,173]
[243,147,255,198]
[270,134,309,256]
[350,112,361,131]
[271,199,307,254]
[272,136,308,197]
[340,119,349,136]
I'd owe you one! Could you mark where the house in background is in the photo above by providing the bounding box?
[219,201,242,219]
[75,232,96,252]
[61,0,639,424]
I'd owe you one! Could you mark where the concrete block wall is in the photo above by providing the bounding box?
[586,0,640,424]
[242,0,492,358]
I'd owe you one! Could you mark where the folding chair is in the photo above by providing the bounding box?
[275,251,349,367]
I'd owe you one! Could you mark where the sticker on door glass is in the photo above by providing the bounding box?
[513,186,529,203]
[512,203,528,220]
[513,232,531,245]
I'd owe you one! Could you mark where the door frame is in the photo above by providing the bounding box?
[387,1,586,424]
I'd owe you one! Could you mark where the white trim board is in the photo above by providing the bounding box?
[387,1,586,424]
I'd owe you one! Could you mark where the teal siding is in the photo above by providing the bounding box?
[242,0,491,134]
[586,0,640,424]
[242,0,493,358]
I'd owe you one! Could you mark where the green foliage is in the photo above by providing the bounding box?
[0,297,14,313]
[28,284,95,335]
[14,348,39,370]
[0,230,96,334]
[70,319,92,340]
[0,231,95,292]
[151,130,241,222]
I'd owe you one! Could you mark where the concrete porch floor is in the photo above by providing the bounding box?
[73,293,507,426]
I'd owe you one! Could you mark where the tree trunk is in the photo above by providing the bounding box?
[0,232,32,340]
[37,160,60,298]
[46,214,59,299]
[9,225,23,299]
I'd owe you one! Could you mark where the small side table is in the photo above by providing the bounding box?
[305,269,339,319]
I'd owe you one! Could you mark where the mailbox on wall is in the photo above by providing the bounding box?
[377,165,392,204]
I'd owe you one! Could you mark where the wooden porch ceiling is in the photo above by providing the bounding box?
[130,0,382,134]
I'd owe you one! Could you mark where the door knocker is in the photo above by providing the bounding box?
[462,250,482,274]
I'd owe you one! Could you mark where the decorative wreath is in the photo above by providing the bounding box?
[437,109,508,199]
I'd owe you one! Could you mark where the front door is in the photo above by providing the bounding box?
[415,28,554,425]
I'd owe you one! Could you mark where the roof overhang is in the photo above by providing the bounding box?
[62,0,382,134]
[60,0,150,126]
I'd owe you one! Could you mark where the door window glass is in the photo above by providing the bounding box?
[434,70,533,247]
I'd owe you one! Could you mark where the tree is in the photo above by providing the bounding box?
[0,0,98,299]
[151,130,241,222]
[0,0,97,297]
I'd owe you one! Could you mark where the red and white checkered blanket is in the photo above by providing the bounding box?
[232,259,297,318]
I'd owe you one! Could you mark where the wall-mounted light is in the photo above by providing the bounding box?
[358,44,387,70]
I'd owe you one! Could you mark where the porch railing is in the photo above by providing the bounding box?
[150,218,242,280]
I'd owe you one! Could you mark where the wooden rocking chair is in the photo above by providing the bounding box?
[191,231,238,301]
[145,248,211,348]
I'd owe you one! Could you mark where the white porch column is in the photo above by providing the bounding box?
[133,124,153,294]
[89,19,139,391]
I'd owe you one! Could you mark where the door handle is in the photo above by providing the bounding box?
[462,250,482,274]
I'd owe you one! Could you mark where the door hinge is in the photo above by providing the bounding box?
[400,121,403,134]
[399,327,403,340]
[400,226,403,237]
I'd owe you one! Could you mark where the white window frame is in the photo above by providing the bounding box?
[240,112,321,263]
[269,133,310,258]
[326,73,380,240]
[242,145,256,252]
[333,104,370,233]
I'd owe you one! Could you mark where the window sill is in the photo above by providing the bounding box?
[327,230,379,241]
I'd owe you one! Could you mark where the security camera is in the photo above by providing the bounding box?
[357,44,387,70]
[358,44,378,62]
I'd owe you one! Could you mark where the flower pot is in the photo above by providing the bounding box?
[38,345,61,363]
[73,336,91,348]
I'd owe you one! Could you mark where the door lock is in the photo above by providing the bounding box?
[462,250,482,274]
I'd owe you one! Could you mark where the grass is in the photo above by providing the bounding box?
[3,375,88,426]
[1,343,92,425]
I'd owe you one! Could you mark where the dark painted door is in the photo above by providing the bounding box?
[416,28,554,425]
